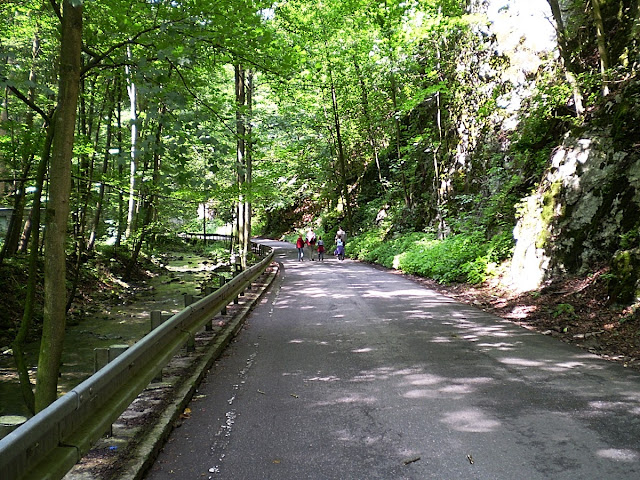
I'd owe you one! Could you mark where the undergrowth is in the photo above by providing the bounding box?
[348,228,514,284]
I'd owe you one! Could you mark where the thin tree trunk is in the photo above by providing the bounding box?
[389,72,411,208]
[329,72,353,232]
[115,83,125,248]
[2,32,41,260]
[126,105,164,277]
[235,64,247,267]
[13,118,54,415]
[0,173,28,262]
[591,0,610,95]
[546,0,585,115]
[125,46,138,239]
[244,70,254,258]
[353,57,384,187]
[35,0,83,413]
[87,89,115,252]
[433,33,447,239]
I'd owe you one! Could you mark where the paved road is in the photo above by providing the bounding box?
[144,240,640,479]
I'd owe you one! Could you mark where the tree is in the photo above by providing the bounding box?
[35,0,83,412]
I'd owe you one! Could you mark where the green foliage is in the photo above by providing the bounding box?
[512,79,579,179]
[349,227,513,284]
[620,228,639,250]
[553,303,576,318]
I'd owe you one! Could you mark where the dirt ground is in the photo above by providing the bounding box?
[403,265,640,371]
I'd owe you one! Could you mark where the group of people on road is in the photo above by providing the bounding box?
[296,229,323,261]
[295,226,346,262]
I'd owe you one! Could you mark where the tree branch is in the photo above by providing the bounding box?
[6,84,52,124]
[49,0,61,21]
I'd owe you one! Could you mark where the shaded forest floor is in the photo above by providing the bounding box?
[0,248,225,417]
[405,265,640,371]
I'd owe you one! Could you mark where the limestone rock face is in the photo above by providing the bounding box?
[510,131,640,292]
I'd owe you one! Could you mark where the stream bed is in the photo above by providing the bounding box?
[0,252,226,418]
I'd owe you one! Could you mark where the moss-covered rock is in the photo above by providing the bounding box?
[609,248,640,305]
[510,118,640,294]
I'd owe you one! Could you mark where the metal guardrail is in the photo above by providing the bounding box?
[0,247,274,480]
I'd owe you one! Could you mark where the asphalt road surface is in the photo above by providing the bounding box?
[144,240,640,479]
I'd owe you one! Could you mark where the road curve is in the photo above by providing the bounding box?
[144,239,640,480]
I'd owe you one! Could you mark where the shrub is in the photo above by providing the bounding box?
[349,228,513,284]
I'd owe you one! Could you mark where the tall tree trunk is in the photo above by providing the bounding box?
[1,32,41,261]
[591,0,610,95]
[329,70,353,232]
[244,70,253,258]
[433,33,447,239]
[115,84,125,248]
[235,64,247,267]
[546,0,585,115]
[87,84,115,252]
[126,105,164,277]
[125,46,138,239]
[389,71,410,207]
[353,57,384,188]
[67,77,108,311]
[624,1,640,67]
[13,118,54,415]
[35,0,83,413]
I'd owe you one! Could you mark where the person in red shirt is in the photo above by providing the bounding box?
[317,237,325,261]
[296,234,305,261]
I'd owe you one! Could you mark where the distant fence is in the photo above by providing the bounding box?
[0,244,274,480]
[179,232,233,245]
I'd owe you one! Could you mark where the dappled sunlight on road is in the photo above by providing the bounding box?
[259,241,640,475]
[313,393,379,407]
[597,449,640,462]
[442,408,502,432]
[362,287,456,301]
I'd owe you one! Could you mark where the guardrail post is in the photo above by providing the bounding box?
[103,344,129,436]
[183,294,208,339]
[203,287,214,331]
[186,333,196,353]
[94,347,109,373]
[0,416,27,440]
[219,277,228,315]
[150,311,171,382]
[234,264,244,298]
[109,344,129,362]
[184,294,203,307]
[232,265,240,304]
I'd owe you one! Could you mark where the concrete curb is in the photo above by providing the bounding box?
[64,263,280,480]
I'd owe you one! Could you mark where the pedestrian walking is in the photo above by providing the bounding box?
[335,237,345,261]
[306,228,317,261]
[296,234,305,261]
[317,237,325,261]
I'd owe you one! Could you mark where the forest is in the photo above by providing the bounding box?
[1,0,639,415]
